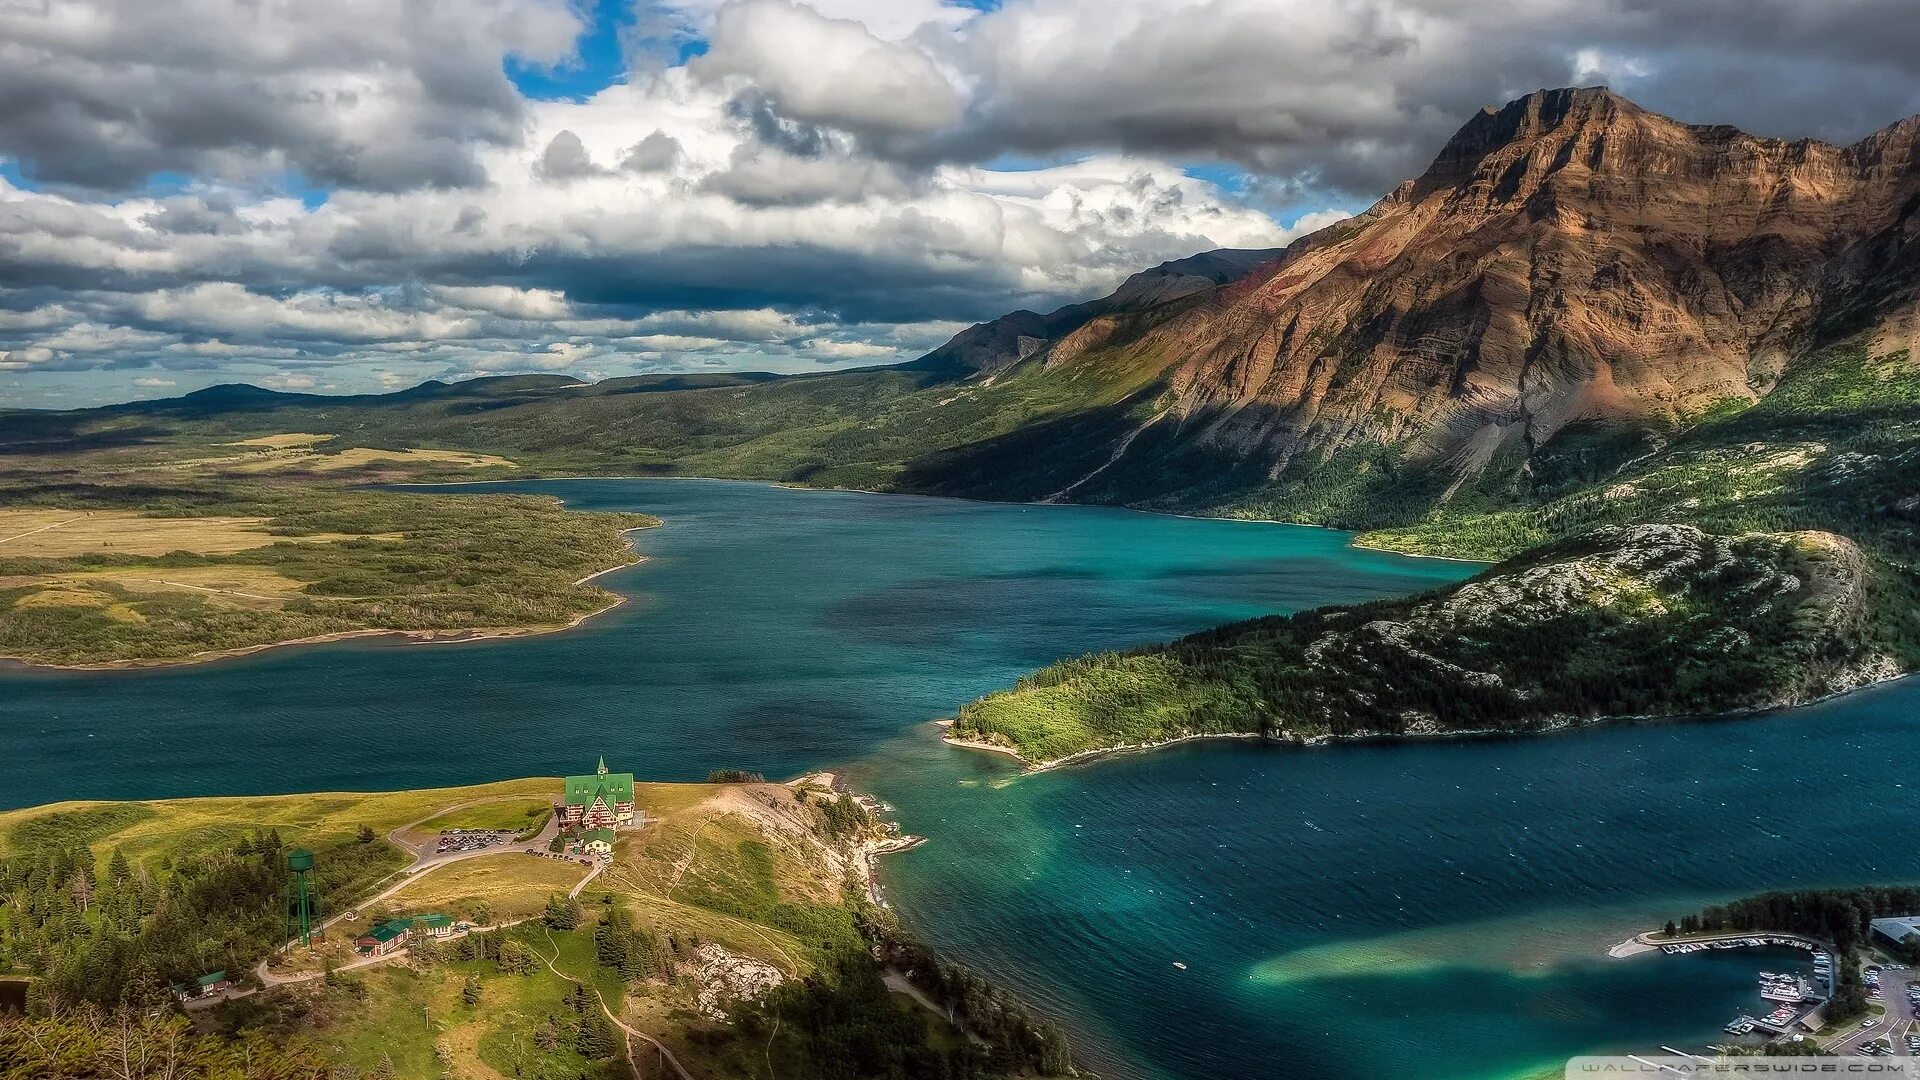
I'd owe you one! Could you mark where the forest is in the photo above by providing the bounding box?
[954,524,1879,763]
[0,788,1077,1080]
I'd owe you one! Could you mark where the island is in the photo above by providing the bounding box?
[0,765,1076,1079]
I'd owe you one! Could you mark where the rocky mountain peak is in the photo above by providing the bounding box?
[1409,87,1639,193]
[923,88,1920,511]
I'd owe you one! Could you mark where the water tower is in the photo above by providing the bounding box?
[285,848,320,948]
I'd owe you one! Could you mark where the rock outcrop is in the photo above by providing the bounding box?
[951,523,1889,765]
[921,87,1920,508]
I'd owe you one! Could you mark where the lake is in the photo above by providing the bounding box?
[2,477,1911,1079]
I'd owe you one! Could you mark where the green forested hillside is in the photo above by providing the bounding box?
[951,524,1902,765]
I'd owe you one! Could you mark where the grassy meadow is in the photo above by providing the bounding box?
[0,435,657,666]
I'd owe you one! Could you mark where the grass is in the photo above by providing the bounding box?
[0,778,559,867]
[0,482,655,666]
[0,508,314,557]
[413,799,554,835]
[228,445,518,474]
[955,653,1233,763]
[386,857,591,923]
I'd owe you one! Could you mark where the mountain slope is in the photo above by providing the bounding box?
[913,88,1920,514]
[950,524,1893,766]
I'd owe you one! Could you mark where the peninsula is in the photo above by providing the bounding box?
[949,524,1907,768]
[0,770,1075,1079]
[0,432,655,668]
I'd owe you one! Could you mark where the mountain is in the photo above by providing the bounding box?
[905,247,1284,378]
[907,87,1920,514]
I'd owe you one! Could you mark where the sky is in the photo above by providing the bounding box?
[2,0,1918,408]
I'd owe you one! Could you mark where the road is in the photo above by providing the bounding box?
[255,801,582,986]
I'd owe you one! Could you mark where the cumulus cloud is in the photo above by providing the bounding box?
[620,130,686,172]
[534,130,611,181]
[0,0,583,192]
[693,0,964,138]
[5,0,1919,406]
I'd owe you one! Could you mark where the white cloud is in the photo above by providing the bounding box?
[431,285,574,320]
[0,0,584,191]
[694,0,963,137]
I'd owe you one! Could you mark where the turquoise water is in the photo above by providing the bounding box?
[1,478,1910,1078]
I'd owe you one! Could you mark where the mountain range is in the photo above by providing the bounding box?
[8,87,1917,734]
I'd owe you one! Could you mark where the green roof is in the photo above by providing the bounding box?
[414,913,453,929]
[583,828,615,844]
[197,971,227,986]
[563,758,635,808]
[362,917,414,943]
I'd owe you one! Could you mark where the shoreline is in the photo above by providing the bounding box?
[1605,928,1833,959]
[0,531,652,674]
[793,771,925,908]
[392,470,1493,566]
[940,668,1918,775]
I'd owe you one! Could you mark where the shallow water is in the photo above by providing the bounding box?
[1,477,1904,1079]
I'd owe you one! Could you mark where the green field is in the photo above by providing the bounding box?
[412,798,554,837]
[0,477,655,666]
[0,775,1076,1079]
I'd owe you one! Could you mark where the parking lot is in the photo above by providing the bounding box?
[1824,964,1919,1056]
[434,827,517,855]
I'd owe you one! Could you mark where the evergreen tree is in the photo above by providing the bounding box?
[544,894,582,931]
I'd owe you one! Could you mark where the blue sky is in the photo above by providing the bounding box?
[0,0,1912,409]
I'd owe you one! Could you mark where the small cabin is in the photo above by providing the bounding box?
[355,919,413,956]
[414,913,455,938]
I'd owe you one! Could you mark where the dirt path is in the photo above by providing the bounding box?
[0,517,82,545]
[537,927,696,1080]
[153,579,288,602]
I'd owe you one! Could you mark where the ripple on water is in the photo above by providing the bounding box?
[1,479,1912,1080]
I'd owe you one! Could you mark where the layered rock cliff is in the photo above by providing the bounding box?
[915,87,1920,513]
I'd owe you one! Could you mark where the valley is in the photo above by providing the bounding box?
[4,84,1920,1080]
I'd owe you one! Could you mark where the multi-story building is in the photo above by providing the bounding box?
[556,757,635,830]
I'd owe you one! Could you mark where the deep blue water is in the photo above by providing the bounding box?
[1,477,1911,1079]
[0,480,1464,801]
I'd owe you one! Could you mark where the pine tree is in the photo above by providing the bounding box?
[462,974,482,1007]
[544,894,582,931]
[575,1010,620,1059]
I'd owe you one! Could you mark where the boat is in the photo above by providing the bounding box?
[1172,961,1187,970]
